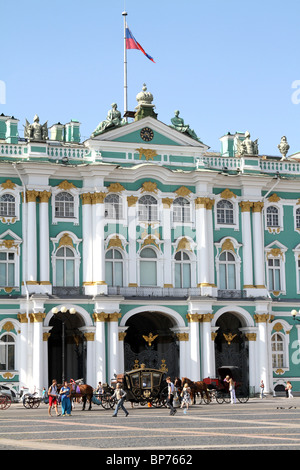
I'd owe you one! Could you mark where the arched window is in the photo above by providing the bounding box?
[0,334,15,371]
[138,195,158,222]
[296,207,300,229]
[105,194,122,219]
[55,192,74,218]
[55,246,75,286]
[173,197,190,223]
[216,200,234,225]
[174,251,191,288]
[105,249,123,286]
[271,333,284,368]
[0,251,15,287]
[266,206,279,227]
[140,247,157,286]
[0,194,15,217]
[219,251,236,289]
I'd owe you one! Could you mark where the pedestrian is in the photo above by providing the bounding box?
[166,376,177,415]
[111,383,129,417]
[286,381,293,398]
[224,375,236,404]
[180,383,192,414]
[42,387,47,403]
[60,380,72,416]
[48,379,60,417]
[260,380,265,399]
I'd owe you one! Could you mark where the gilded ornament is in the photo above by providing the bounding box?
[220,188,236,199]
[159,359,168,373]
[273,323,283,332]
[3,321,14,332]
[57,180,76,190]
[127,195,138,207]
[245,333,257,341]
[1,179,16,190]
[93,312,109,322]
[175,186,192,198]
[268,193,280,203]
[107,235,124,250]
[91,192,106,204]
[140,181,158,194]
[141,235,159,250]
[252,201,264,212]
[254,314,270,323]
[39,190,51,203]
[223,332,237,345]
[107,182,125,193]
[240,201,253,212]
[176,332,189,341]
[176,237,191,252]
[26,190,40,202]
[142,332,158,346]
[136,147,158,161]
[186,313,202,322]
[58,233,74,248]
[221,239,235,253]
[84,332,95,341]
[119,332,127,341]
[81,193,92,205]
[162,197,173,208]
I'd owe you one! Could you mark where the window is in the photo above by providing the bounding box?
[0,334,15,371]
[105,249,123,286]
[296,208,300,229]
[55,192,74,218]
[0,252,15,286]
[216,200,234,225]
[266,206,279,227]
[0,194,15,217]
[55,247,75,286]
[174,251,191,288]
[173,197,190,223]
[138,195,158,222]
[105,194,122,219]
[140,247,157,286]
[268,258,281,291]
[271,333,284,368]
[219,251,236,289]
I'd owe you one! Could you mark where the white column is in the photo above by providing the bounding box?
[108,313,120,379]
[195,198,215,295]
[240,201,254,290]
[93,313,107,384]
[206,202,216,287]
[39,191,51,293]
[255,311,270,393]
[187,314,201,381]
[82,193,93,293]
[174,329,190,378]
[252,202,265,291]
[84,332,95,387]
[31,312,45,393]
[201,314,214,379]
[18,313,29,387]
[118,328,128,374]
[162,198,172,287]
[92,192,107,294]
[26,190,39,287]
[127,196,138,286]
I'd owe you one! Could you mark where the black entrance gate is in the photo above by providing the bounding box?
[215,312,249,390]
[123,312,179,379]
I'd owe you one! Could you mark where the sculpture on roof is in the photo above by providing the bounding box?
[170,110,199,141]
[277,136,290,160]
[91,103,126,137]
[24,114,48,141]
[236,131,259,155]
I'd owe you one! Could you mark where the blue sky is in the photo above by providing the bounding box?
[1,0,300,155]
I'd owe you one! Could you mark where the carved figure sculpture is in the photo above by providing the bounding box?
[91,103,126,137]
[236,131,259,155]
[170,110,199,140]
[24,115,48,141]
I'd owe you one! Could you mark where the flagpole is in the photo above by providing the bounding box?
[122,10,128,122]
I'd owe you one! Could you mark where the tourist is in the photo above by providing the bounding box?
[286,381,293,398]
[111,383,129,417]
[166,376,177,415]
[60,381,72,416]
[260,380,265,399]
[48,379,60,417]
[180,383,192,414]
[224,375,236,404]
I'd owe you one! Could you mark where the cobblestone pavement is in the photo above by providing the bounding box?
[0,397,299,454]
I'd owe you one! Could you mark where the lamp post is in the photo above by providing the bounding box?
[51,306,76,382]
[291,309,300,323]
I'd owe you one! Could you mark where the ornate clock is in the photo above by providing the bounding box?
[140,127,154,142]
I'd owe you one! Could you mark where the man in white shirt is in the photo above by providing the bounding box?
[166,377,177,415]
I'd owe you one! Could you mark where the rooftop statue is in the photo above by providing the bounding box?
[236,131,259,155]
[278,136,290,160]
[91,103,126,137]
[24,114,48,141]
[170,110,199,140]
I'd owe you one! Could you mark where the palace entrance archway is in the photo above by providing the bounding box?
[48,311,87,384]
[214,312,249,390]
[124,311,179,379]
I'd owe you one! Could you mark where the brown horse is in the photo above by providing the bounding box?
[58,382,94,411]
[181,377,210,403]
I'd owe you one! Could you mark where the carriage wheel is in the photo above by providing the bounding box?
[23,397,33,409]
[237,395,249,403]
[223,393,231,403]
[32,398,41,408]
[158,386,168,408]
[4,396,11,409]
[0,395,10,410]
[215,392,225,404]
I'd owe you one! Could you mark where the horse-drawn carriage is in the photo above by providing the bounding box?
[203,366,249,403]
[120,367,168,407]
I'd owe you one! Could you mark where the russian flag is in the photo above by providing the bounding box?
[125,26,155,63]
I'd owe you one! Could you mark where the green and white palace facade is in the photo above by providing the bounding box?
[1,85,300,397]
